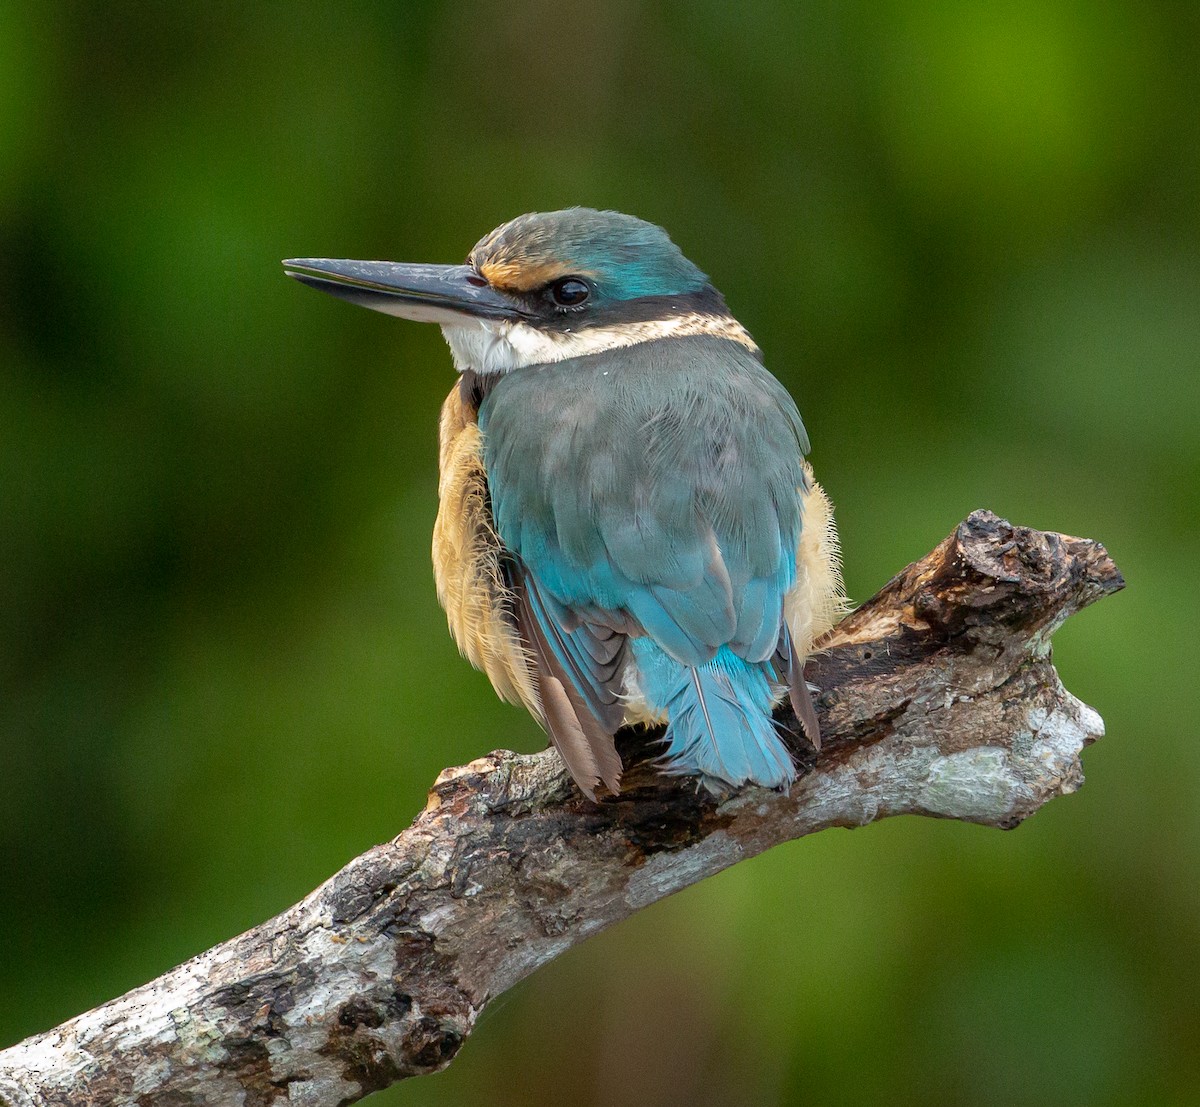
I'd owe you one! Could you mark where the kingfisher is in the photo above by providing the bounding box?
[285,209,844,800]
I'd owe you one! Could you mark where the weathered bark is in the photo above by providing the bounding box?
[0,511,1123,1107]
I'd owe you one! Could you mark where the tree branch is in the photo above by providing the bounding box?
[0,511,1123,1107]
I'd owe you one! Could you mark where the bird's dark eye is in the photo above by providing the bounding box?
[549,277,590,308]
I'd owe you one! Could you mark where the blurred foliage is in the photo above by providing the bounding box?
[0,1,1196,1104]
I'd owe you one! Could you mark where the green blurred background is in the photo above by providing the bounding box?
[1,1,1195,1104]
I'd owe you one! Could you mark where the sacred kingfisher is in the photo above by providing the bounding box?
[285,209,844,799]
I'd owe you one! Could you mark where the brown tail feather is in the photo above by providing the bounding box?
[539,674,604,800]
[779,627,822,751]
[788,675,822,751]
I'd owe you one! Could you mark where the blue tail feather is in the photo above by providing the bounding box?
[632,640,796,790]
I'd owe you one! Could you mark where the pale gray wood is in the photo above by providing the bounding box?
[0,511,1123,1107]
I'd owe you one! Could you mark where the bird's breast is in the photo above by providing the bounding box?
[432,384,540,716]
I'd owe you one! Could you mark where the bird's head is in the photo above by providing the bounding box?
[285,208,758,374]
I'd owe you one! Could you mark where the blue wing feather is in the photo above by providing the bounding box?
[481,336,806,663]
[514,558,628,733]
[480,335,812,787]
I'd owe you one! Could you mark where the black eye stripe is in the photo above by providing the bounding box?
[548,277,590,307]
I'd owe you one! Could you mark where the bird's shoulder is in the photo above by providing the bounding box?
[479,334,810,611]
[479,334,808,463]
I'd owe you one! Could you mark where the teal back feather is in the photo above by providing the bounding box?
[479,334,811,788]
[479,335,809,666]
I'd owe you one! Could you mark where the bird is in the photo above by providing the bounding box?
[284,208,844,800]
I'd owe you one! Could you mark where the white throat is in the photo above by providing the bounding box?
[440,313,759,376]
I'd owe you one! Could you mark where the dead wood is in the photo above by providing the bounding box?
[0,511,1123,1107]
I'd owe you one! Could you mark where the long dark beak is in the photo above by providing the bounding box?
[282,259,524,324]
